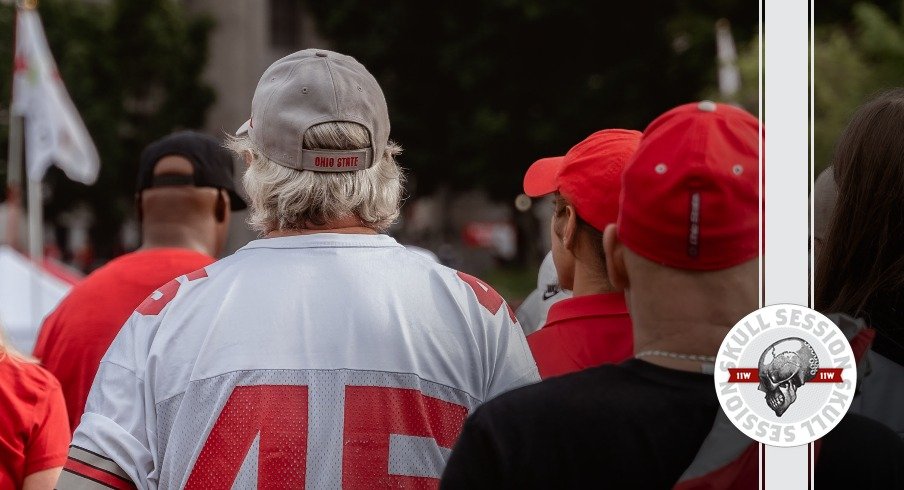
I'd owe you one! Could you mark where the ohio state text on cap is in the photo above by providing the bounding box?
[236,49,390,173]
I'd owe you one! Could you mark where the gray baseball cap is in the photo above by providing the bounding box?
[235,49,390,173]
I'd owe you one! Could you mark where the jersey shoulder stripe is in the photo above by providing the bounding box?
[60,445,135,490]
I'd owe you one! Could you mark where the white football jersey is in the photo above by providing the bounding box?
[64,234,538,489]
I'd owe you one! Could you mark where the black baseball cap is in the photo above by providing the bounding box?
[137,131,247,211]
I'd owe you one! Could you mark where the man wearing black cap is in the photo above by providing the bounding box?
[33,131,244,433]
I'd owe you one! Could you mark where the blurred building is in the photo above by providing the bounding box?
[182,0,329,137]
[181,1,540,271]
[181,0,329,253]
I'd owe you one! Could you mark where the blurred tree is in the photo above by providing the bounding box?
[722,1,904,174]
[815,2,904,172]
[0,0,214,261]
[816,0,902,25]
[307,0,757,199]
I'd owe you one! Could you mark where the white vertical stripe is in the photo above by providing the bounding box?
[758,2,765,487]
[763,0,812,489]
[809,0,817,310]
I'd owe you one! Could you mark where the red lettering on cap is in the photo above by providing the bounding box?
[336,156,360,168]
[314,157,335,167]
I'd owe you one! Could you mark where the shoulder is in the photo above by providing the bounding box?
[47,255,131,306]
[73,251,147,285]
[526,327,564,359]
[0,356,61,399]
[475,365,625,422]
[526,325,556,345]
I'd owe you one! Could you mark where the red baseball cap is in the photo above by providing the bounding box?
[617,101,761,270]
[523,129,642,232]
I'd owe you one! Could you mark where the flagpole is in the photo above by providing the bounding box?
[15,0,44,337]
[15,0,42,263]
[26,176,42,261]
[10,0,44,265]
[26,173,43,335]
[4,114,23,249]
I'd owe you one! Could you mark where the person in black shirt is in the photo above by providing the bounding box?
[441,102,904,489]
[442,359,903,488]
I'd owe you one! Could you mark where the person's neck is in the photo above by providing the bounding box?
[570,259,615,297]
[630,300,750,373]
[266,226,378,238]
[633,322,728,372]
[265,217,378,238]
[141,222,216,257]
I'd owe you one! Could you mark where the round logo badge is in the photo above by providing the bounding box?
[714,304,856,447]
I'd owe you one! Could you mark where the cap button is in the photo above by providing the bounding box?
[697,100,717,112]
[315,52,328,58]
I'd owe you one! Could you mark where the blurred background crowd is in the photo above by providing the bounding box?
[0,0,898,333]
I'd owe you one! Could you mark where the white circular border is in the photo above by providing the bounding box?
[714,304,857,447]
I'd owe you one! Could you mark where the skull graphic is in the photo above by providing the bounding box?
[757,338,819,417]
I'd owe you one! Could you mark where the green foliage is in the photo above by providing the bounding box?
[481,265,537,305]
[0,0,213,258]
[307,1,757,198]
[723,2,904,175]
[814,2,904,173]
[813,28,870,174]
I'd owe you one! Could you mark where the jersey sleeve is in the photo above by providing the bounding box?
[24,375,69,476]
[61,269,211,489]
[61,314,156,489]
[485,303,540,398]
[454,272,540,400]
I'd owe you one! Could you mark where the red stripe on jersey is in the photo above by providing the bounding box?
[185,385,309,489]
[185,268,209,280]
[457,272,504,315]
[64,459,135,490]
[343,386,468,487]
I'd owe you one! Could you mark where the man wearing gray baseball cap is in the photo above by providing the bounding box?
[61,49,538,488]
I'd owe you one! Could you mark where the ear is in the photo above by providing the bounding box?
[603,223,629,290]
[562,204,578,252]
[135,193,144,222]
[215,190,227,223]
[243,150,253,167]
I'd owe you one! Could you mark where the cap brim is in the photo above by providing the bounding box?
[235,119,252,136]
[228,189,248,211]
[523,157,564,197]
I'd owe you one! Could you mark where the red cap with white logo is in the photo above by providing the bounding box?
[523,129,642,232]
[617,101,761,270]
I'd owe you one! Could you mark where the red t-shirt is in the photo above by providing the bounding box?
[527,292,633,379]
[33,248,214,433]
[0,355,69,489]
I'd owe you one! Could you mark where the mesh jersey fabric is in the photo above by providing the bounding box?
[68,233,538,489]
[33,248,214,433]
[0,355,69,489]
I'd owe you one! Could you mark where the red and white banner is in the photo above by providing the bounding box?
[11,8,99,185]
[726,368,844,383]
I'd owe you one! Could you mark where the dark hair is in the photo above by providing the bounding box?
[552,194,607,270]
[815,89,904,330]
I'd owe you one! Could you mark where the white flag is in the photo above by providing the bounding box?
[715,19,741,100]
[11,8,99,185]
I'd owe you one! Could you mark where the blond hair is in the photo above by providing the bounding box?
[0,326,37,364]
[227,122,404,235]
